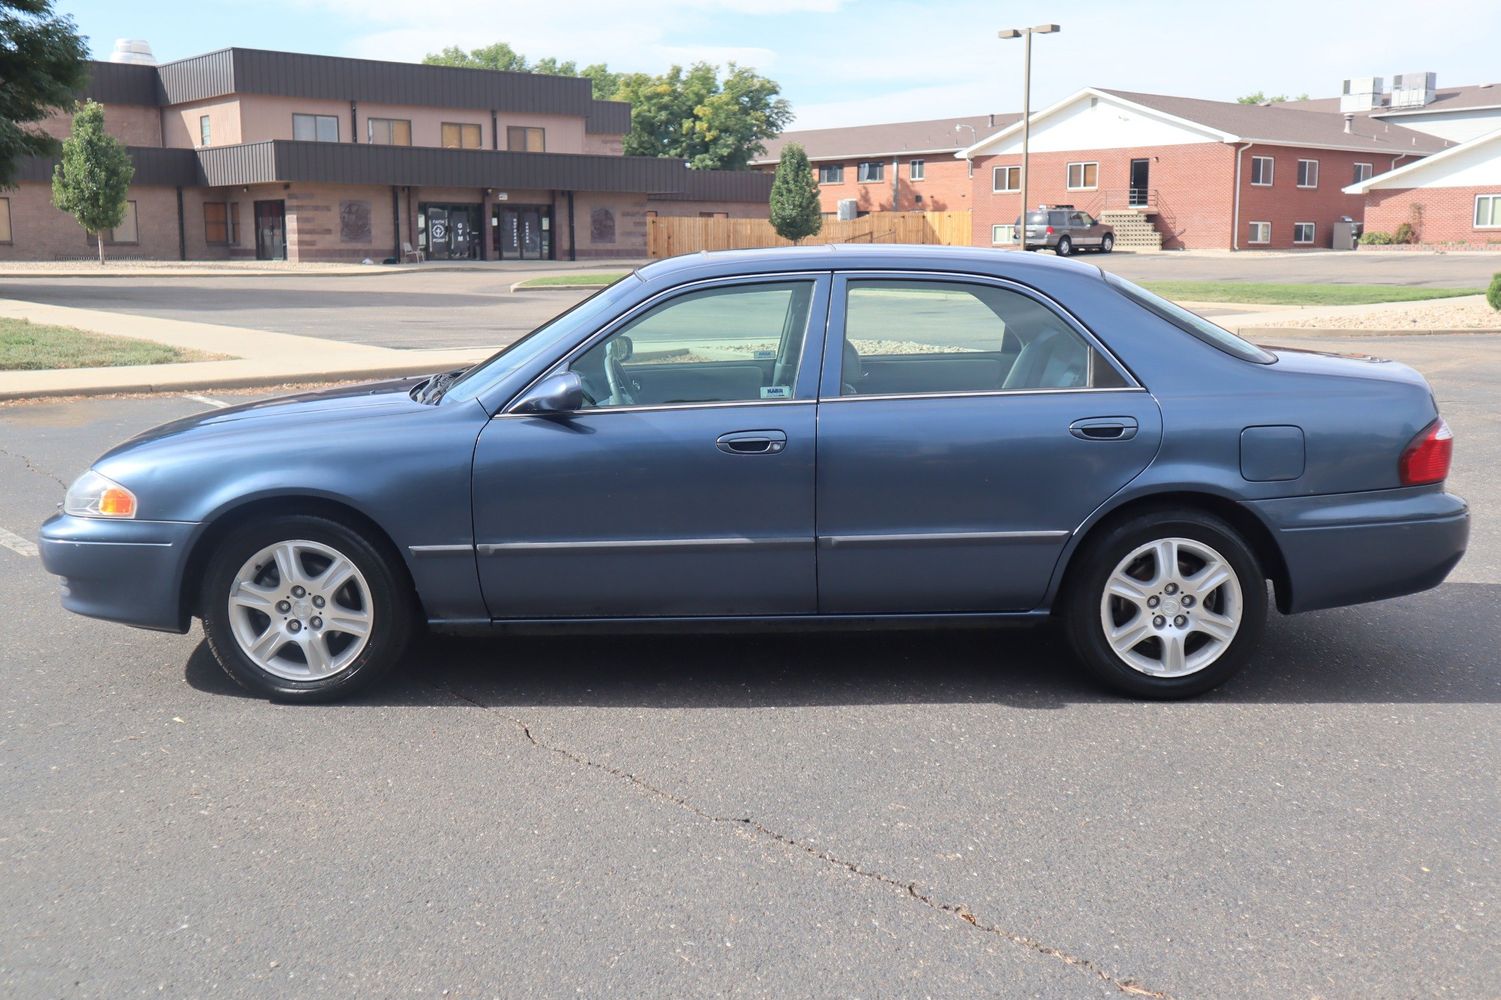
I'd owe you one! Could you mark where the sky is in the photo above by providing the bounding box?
[58,0,1501,131]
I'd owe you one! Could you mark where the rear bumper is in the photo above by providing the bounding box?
[38,514,197,633]
[1248,487,1469,613]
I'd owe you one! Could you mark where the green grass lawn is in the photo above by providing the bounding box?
[1140,281,1484,306]
[0,318,224,371]
[515,272,630,288]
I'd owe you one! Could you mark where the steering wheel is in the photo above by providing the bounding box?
[604,338,637,406]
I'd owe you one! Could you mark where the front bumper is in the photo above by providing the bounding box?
[38,513,198,633]
[1248,487,1469,613]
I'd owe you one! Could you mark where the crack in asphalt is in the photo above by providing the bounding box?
[437,680,1172,999]
[0,446,68,490]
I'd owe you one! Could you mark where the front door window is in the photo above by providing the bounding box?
[421,204,481,260]
[253,200,286,261]
[494,206,553,260]
[1130,159,1150,206]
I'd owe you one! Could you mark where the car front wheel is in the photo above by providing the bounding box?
[1065,509,1266,698]
[200,514,413,702]
[1100,233,1114,253]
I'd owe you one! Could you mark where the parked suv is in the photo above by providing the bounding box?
[1016,207,1114,256]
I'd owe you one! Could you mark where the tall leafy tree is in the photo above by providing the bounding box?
[424,43,789,169]
[769,142,821,244]
[0,0,89,189]
[51,101,133,264]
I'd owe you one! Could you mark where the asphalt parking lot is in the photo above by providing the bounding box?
[1,250,1497,350]
[1,331,1497,998]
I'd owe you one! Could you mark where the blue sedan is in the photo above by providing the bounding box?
[40,246,1469,701]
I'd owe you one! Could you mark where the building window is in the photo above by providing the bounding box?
[1066,161,1099,190]
[909,159,925,181]
[817,164,844,184]
[507,126,545,152]
[1476,194,1501,228]
[90,201,139,245]
[0,197,10,243]
[1250,155,1274,186]
[1293,222,1315,244]
[293,113,339,142]
[1297,159,1319,188]
[991,224,1018,245]
[199,114,211,147]
[1248,221,1271,244]
[204,202,229,244]
[368,118,412,145]
[442,122,483,148]
[992,165,1020,192]
[857,161,884,182]
[1353,162,1374,184]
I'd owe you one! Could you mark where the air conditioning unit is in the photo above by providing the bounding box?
[1339,76,1383,113]
[1390,71,1437,109]
[837,199,858,221]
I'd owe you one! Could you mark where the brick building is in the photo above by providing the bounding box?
[750,114,1017,215]
[960,87,1451,251]
[1345,128,1501,248]
[0,48,771,262]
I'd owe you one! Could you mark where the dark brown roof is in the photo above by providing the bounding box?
[1100,89,1452,154]
[752,113,1020,164]
[1274,83,1501,117]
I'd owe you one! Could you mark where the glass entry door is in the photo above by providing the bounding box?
[420,203,481,260]
[494,205,552,260]
[253,200,286,260]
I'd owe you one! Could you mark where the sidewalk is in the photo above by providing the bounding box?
[0,298,489,401]
[0,258,648,280]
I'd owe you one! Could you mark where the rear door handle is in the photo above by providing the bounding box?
[1069,416,1138,441]
[716,430,787,455]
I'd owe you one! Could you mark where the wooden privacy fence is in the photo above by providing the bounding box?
[647,211,972,259]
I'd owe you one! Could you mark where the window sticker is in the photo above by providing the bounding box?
[760,385,791,399]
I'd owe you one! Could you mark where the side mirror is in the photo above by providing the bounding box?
[510,372,584,415]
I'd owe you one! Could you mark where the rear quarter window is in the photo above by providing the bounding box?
[1105,274,1276,365]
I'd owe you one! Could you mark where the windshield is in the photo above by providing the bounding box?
[442,272,642,398]
[1105,273,1276,365]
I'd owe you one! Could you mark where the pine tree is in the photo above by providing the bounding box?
[51,101,134,264]
[769,143,822,244]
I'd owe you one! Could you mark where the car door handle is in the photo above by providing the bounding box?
[716,430,787,455]
[1069,417,1138,441]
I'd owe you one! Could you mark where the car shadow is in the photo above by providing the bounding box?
[184,581,1501,707]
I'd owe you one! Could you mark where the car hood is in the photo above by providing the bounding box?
[99,375,436,461]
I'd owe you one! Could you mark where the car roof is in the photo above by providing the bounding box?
[634,243,1105,287]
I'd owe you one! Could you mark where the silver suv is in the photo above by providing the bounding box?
[1015,207,1114,256]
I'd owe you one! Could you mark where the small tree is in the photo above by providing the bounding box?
[769,142,822,245]
[51,101,134,264]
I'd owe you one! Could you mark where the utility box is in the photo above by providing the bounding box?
[836,199,858,221]
[1331,218,1360,250]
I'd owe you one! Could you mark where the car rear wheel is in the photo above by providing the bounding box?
[200,514,412,702]
[1054,236,1073,257]
[1064,509,1266,698]
[1099,233,1114,254]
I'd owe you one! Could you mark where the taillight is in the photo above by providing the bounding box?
[1045,226,1054,235]
[1399,418,1453,486]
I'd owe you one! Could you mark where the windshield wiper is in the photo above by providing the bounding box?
[415,369,465,404]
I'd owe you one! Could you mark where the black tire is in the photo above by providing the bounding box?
[1099,233,1114,254]
[1063,508,1266,699]
[1054,236,1072,257]
[200,514,413,702]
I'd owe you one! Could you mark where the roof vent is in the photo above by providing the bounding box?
[1390,71,1436,108]
[109,38,156,65]
[1340,76,1383,113]
[1343,112,1354,133]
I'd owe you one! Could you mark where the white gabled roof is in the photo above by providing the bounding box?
[955,88,1232,158]
[1343,127,1501,193]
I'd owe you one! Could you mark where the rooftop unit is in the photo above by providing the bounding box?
[109,38,156,66]
[1390,71,1437,108]
[1340,76,1384,113]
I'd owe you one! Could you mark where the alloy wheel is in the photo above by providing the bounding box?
[1098,536,1243,677]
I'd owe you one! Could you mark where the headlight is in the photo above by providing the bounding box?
[64,470,138,519]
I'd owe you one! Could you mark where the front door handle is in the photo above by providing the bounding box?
[716,430,787,455]
[1069,416,1139,441]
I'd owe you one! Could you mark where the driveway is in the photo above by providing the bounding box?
[0,330,1496,998]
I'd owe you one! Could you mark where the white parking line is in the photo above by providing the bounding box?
[182,393,229,409]
[0,526,39,559]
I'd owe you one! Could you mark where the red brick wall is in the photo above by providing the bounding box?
[1234,144,1375,249]
[1362,184,1501,247]
[970,142,1236,249]
[757,155,976,214]
[38,104,163,146]
[0,181,181,260]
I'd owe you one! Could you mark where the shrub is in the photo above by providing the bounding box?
[1358,231,1394,245]
[1393,222,1416,244]
[1487,273,1501,312]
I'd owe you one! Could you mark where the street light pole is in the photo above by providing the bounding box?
[998,24,1059,247]
[953,123,977,178]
